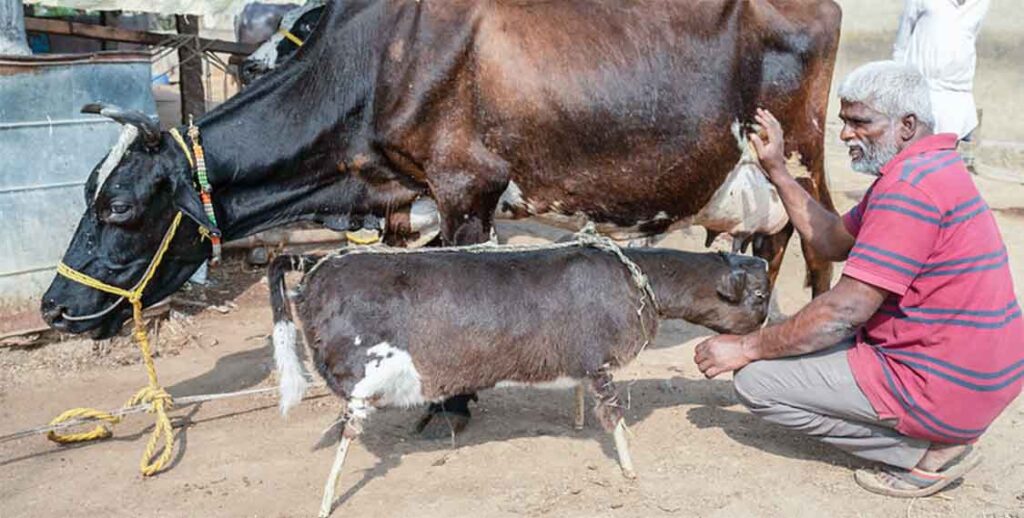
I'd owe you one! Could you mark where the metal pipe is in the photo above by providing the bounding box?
[0,118,115,130]
[0,180,85,195]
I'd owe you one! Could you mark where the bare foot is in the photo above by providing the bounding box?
[916,443,969,472]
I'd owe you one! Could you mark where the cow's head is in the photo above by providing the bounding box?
[239,2,326,86]
[40,104,215,339]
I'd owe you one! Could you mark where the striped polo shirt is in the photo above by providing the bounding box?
[842,133,1023,444]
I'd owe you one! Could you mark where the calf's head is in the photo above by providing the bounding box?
[651,251,770,334]
[40,105,216,339]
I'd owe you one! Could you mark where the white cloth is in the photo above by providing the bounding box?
[893,0,990,138]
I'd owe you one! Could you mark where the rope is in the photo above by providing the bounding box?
[49,212,185,476]
[4,385,330,445]
[278,28,305,47]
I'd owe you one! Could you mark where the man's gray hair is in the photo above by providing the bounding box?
[838,61,935,129]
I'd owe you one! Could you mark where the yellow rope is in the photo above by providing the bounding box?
[169,128,194,169]
[278,28,305,47]
[49,212,184,476]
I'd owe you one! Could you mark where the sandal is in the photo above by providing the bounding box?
[854,446,982,498]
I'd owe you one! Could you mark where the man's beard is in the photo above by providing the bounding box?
[847,130,900,176]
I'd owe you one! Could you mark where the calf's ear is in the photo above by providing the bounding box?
[716,269,749,303]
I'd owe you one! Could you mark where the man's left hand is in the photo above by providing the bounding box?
[694,334,757,379]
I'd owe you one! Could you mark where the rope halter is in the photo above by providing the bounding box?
[49,120,220,476]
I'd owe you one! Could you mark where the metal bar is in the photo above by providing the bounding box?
[0,180,86,195]
[24,16,258,56]
[0,118,115,130]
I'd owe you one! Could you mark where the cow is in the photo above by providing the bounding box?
[235,2,301,46]
[239,0,327,86]
[41,0,842,434]
[265,243,770,513]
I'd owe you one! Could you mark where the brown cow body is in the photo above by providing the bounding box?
[368,0,842,291]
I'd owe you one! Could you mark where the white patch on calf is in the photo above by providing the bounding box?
[495,376,580,390]
[693,121,789,237]
[351,342,426,408]
[93,125,139,201]
[274,320,308,415]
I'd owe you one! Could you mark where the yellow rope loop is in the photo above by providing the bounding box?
[125,383,175,476]
[46,407,121,443]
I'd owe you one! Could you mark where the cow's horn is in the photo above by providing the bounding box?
[82,103,162,148]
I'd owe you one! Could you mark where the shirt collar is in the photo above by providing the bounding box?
[880,133,959,176]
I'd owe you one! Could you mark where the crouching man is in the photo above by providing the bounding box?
[694,61,1022,497]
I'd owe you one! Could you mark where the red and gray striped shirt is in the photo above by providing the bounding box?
[842,133,1023,444]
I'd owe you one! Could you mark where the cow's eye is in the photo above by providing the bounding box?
[105,201,134,224]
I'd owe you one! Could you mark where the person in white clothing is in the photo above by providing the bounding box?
[893,0,990,159]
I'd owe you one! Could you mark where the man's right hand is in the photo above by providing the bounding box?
[750,108,790,184]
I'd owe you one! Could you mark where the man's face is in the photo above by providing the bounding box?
[839,100,902,176]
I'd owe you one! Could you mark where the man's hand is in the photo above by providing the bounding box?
[750,108,789,183]
[694,334,759,379]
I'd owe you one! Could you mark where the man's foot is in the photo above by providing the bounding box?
[854,445,982,498]
[415,394,477,439]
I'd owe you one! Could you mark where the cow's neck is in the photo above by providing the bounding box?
[186,0,379,241]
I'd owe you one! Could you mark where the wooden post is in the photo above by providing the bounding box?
[175,14,206,123]
[99,10,121,51]
[0,0,31,56]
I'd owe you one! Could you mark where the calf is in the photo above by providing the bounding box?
[268,241,768,515]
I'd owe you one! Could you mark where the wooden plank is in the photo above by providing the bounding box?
[24,16,257,56]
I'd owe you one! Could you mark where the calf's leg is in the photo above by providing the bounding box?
[319,399,368,518]
[589,370,636,479]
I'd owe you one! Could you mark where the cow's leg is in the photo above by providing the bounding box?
[589,369,636,479]
[319,399,368,518]
[794,175,835,297]
[753,225,794,293]
[417,155,509,437]
[752,162,835,298]
[574,383,586,431]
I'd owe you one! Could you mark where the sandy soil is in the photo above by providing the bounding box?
[2,4,1023,517]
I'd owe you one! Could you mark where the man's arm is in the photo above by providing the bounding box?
[694,275,887,378]
[751,108,855,262]
[893,0,920,63]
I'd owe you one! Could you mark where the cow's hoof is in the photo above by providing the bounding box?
[415,411,470,439]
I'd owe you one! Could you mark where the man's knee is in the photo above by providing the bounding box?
[732,361,772,412]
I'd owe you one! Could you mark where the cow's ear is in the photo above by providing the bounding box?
[174,183,221,238]
[716,268,748,304]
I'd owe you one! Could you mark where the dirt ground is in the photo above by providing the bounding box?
[2,3,1024,517]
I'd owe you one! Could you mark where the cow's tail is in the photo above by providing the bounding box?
[269,253,323,415]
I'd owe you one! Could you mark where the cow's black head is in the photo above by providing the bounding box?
[239,5,326,86]
[41,105,216,339]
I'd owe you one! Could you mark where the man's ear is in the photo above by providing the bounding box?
[899,113,920,142]
[174,181,221,237]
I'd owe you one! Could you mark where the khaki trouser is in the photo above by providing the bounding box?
[732,342,930,469]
